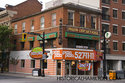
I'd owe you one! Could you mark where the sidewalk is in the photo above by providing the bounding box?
[0,72,57,79]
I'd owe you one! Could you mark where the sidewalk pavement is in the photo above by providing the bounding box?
[0,72,57,79]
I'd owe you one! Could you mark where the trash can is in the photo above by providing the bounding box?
[32,68,41,76]
[109,70,116,80]
[116,71,125,79]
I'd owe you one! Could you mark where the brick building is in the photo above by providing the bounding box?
[101,0,125,74]
[9,0,103,76]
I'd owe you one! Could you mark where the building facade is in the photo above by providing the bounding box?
[9,0,102,76]
[101,0,125,74]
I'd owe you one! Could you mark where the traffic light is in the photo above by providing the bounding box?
[22,33,27,42]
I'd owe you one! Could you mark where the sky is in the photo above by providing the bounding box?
[0,0,52,9]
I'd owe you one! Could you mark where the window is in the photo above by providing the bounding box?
[80,14,85,27]
[14,24,17,34]
[122,11,125,19]
[122,26,125,35]
[22,22,25,32]
[31,20,34,31]
[113,25,117,34]
[102,7,110,20]
[41,59,47,69]
[40,17,44,29]
[68,11,74,26]
[21,42,25,50]
[113,42,118,50]
[13,40,17,50]
[122,0,125,4]
[52,13,56,27]
[113,9,117,18]
[102,0,110,4]
[45,39,53,48]
[122,43,125,51]
[91,16,96,29]
[30,41,34,50]
[102,24,109,35]
[21,60,25,68]
[31,60,35,68]
[113,0,118,3]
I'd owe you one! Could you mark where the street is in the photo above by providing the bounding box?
[0,74,125,83]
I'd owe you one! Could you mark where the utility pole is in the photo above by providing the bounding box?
[103,29,107,79]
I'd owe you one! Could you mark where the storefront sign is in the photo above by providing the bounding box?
[66,27,99,35]
[78,63,92,71]
[65,32,99,40]
[37,32,57,40]
[29,47,43,59]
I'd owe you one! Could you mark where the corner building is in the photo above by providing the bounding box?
[10,0,102,76]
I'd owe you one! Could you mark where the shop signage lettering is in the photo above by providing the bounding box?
[29,47,43,59]
[52,49,97,60]
[78,63,92,71]
[67,27,99,35]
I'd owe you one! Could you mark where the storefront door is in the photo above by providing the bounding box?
[71,61,77,75]
[57,60,61,75]
[65,61,70,75]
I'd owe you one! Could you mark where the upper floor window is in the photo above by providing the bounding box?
[91,16,96,29]
[102,23,109,36]
[102,0,110,4]
[40,16,44,29]
[21,42,25,50]
[31,20,34,31]
[113,9,117,18]
[113,41,118,50]
[80,14,85,27]
[68,11,74,26]
[13,39,17,50]
[29,41,34,50]
[113,25,118,34]
[52,13,56,27]
[122,42,125,51]
[22,22,25,32]
[102,7,110,21]
[122,26,125,35]
[14,24,17,34]
[113,0,118,3]
[122,0,125,4]
[122,11,125,19]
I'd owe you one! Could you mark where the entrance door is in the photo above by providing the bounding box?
[65,61,70,75]
[94,61,100,75]
[57,60,61,75]
[71,61,77,75]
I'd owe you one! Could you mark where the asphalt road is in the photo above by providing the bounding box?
[0,75,125,83]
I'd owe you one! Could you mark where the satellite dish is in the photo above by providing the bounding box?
[105,32,111,38]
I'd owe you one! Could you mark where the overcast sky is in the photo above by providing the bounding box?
[0,0,52,9]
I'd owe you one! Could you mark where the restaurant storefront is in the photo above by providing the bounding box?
[52,48,102,76]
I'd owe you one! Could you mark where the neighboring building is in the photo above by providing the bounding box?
[0,0,42,72]
[101,0,125,73]
[9,0,102,76]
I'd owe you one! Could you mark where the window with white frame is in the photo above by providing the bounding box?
[68,11,74,26]
[31,20,34,31]
[113,25,118,34]
[22,22,25,32]
[113,41,118,50]
[14,24,17,34]
[122,26,125,35]
[122,42,125,51]
[80,14,85,27]
[113,9,117,18]
[122,0,125,4]
[52,13,56,27]
[122,11,125,19]
[40,16,44,29]
[91,16,96,29]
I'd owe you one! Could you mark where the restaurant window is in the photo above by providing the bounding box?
[14,24,17,34]
[113,25,118,34]
[31,60,35,68]
[52,13,56,27]
[21,60,25,68]
[80,14,85,27]
[122,0,125,4]
[40,16,44,29]
[22,22,25,32]
[122,26,125,35]
[21,42,25,50]
[122,43,125,51]
[68,11,74,26]
[113,42,118,50]
[31,20,34,31]
[29,41,34,50]
[122,11,125,19]
[91,16,96,29]
[113,9,117,18]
